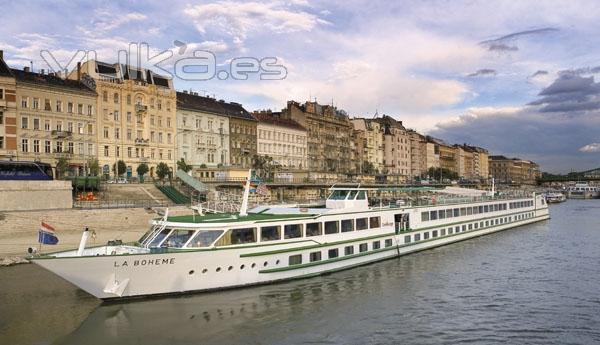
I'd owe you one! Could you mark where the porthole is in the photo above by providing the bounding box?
[276,259,280,265]
[228,266,233,271]
[202,268,208,273]
[216,267,221,272]
[263,261,268,267]
[240,264,245,270]
[251,263,256,268]
[188,270,195,275]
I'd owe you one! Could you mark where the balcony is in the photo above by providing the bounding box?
[135,138,150,146]
[135,104,148,113]
[51,130,73,139]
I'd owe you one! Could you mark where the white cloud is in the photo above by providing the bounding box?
[579,143,600,153]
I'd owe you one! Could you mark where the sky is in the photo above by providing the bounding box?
[1,0,600,173]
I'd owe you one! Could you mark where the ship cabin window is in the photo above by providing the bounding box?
[430,211,438,220]
[460,208,467,216]
[484,205,489,212]
[284,224,303,239]
[216,227,256,246]
[468,224,473,230]
[261,226,281,242]
[432,230,438,238]
[423,232,430,240]
[462,225,467,232]
[359,243,368,252]
[441,229,446,236]
[385,239,393,247]
[373,241,381,250]
[341,219,354,232]
[324,221,339,234]
[328,248,339,259]
[448,228,453,234]
[187,230,224,247]
[485,220,490,226]
[289,254,302,266]
[344,246,354,255]
[478,206,484,214]
[356,218,368,230]
[347,190,358,200]
[163,229,195,248]
[473,207,479,215]
[474,223,479,229]
[309,251,322,262]
[446,209,453,218]
[306,222,322,236]
[357,191,367,200]
[414,234,421,241]
[328,189,349,200]
[421,212,430,222]
[467,207,473,216]
[438,210,445,219]
[455,226,460,233]
[149,228,172,247]
[404,235,411,243]
[369,216,380,229]
[480,221,484,228]
[453,208,460,217]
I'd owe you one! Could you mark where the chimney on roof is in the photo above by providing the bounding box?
[24,66,30,72]
[0,50,3,60]
[77,62,81,81]
[41,69,45,75]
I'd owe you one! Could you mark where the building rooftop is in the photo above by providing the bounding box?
[176,91,255,121]
[0,55,13,77]
[93,60,172,88]
[11,68,96,94]
[253,111,306,131]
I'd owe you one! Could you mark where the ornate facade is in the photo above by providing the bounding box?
[0,51,17,159]
[254,111,307,170]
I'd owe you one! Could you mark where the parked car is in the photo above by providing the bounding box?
[117,178,128,184]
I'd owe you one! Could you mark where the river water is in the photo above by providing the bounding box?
[1,200,599,345]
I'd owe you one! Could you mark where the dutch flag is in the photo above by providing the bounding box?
[38,222,59,245]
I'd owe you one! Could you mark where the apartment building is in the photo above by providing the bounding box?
[0,51,17,159]
[374,115,411,177]
[70,60,176,179]
[351,118,384,173]
[282,101,354,173]
[408,130,426,178]
[176,91,230,168]
[489,155,541,185]
[228,106,257,169]
[254,111,307,170]
[12,66,97,175]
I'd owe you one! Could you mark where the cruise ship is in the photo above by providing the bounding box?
[30,181,550,300]
[567,182,599,199]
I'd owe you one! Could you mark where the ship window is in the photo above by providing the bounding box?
[460,208,467,216]
[356,218,368,230]
[462,225,466,232]
[430,211,438,220]
[467,207,473,216]
[149,228,173,247]
[344,246,354,255]
[473,207,479,215]
[468,224,473,230]
[421,212,430,222]
[446,209,453,218]
[432,230,438,238]
[357,191,366,200]
[284,224,303,239]
[385,239,393,247]
[474,223,479,229]
[310,251,322,262]
[216,227,256,246]
[404,235,411,243]
[438,210,445,219]
[329,189,348,200]
[480,221,484,228]
[328,248,339,259]
[369,216,380,229]
[187,230,224,247]
[441,229,446,236]
[289,254,302,266]
[478,206,484,213]
[455,226,460,232]
[484,205,489,212]
[306,222,322,236]
[448,228,453,234]
[341,219,354,232]
[453,208,460,217]
[359,243,368,252]
[414,234,421,241]
[423,232,430,240]
[324,221,339,234]
[347,190,358,200]
[261,226,281,242]
[373,241,380,250]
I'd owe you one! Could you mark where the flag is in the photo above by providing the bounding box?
[38,221,59,245]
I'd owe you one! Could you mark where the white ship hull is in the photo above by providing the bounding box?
[33,197,549,300]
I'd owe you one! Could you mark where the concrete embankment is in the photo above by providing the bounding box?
[0,206,189,263]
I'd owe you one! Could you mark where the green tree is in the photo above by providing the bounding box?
[87,158,100,176]
[176,158,192,173]
[156,162,170,184]
[112,160,127,177]
[252,154,274,179]
[137,163,149,182]
[55,157,69,179]
[427,167,459,181]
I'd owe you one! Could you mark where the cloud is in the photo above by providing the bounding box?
[530,70,548,78]
[559,66,600,76]
[579,143,600,153]
[487,43,518,52]
[528,74,600,113]
[467,69,496,77]
[480,27,559,45]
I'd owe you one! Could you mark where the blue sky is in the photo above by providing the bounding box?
[1,0,600,173]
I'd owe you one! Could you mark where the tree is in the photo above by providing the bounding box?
[87,158,100,176]
[112,160,127,177]
[55,157,69,179]
[177,158,192,173]
[137,163,149,182]
[156,162,170,184]
[252,154,274,179]
[427,167,459,181]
